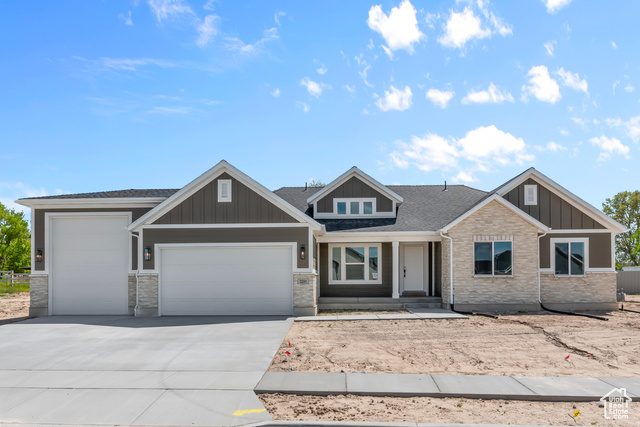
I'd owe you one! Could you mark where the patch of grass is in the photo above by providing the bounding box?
[0,283,30,295]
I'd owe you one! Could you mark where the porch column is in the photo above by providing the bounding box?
[392,241,400,299]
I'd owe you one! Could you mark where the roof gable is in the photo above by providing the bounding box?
[128,160,322,231]
[306,167,403,205]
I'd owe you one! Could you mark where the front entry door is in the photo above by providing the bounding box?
[403,246,425,294]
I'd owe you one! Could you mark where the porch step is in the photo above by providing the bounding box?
[317,297,442,311]
[404,302,443,309]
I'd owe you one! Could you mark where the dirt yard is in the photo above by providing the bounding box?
[259,394,638,426]
[0,292,30,323]
[270,296,640,378]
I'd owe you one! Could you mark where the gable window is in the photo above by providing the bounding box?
[218,179,232,202]
[553,239,587,276]
[474,241,513,276]
[329,244,380,284]
[524,184,537,205]
[334,198,376,217]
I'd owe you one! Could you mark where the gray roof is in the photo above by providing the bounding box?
[21,189,179,200]
[274,185,488,232]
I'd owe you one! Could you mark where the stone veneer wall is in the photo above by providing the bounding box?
[441,238,451,308]
[136,274,159,316]
[128,274,136,313]
[444,200,541,311]
[29,274,49,316]
[541,272,617,310]
[293,273,318,316]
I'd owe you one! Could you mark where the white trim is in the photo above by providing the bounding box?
[549,237,589,276]
[155,242,296,316]
[546,229,612,234]
[45,212,132,316]
[217,179,232,203]
[495,168,627,233]
[328,243,382,285]
[400,244,427,294]
[317,231,441,243]
[16,198,165,209]
[392,241,399,299]
[524,184,537,206]
[473,240,514,277]
[611,233,616,270]
[431,242,435,297]
[30,207,35,271]
[306,166,404,205]
[128,160,321,231]
[441,194,550,233]
[141,223,311,229]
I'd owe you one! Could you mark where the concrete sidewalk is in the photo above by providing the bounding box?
[256,372,640,402]
[295,309,468,322]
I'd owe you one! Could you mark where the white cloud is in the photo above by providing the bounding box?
[544,40,556,56]
[560,129,569,136]
[119,10,133,26]
[571,117,586,127]
[344,85,355,94]
[606,115,640,142]
[555,67,588,94]
[271,88,280,98]
[274,10,285,26]
[316,65,328,75]
[196,14,219,47]
[203,0,215,11]
[300,77,331,98]
[376,85,413,111]
[147,0,193,22]
[613,79,620,95]
[224,27,278,55]
[100,57,177,72]
[612,41,618,49]
[438,7,491,49]
[536,141,568,152]
[297,101,310,113]
[425,88,455,109]
[149,106,192,115]
[462,83,514,105]
[521,65,561,103]
[389,125,534,179]
[590,135,630,159]
[625,84,635,93]
[544,0,573,14]
[381,45,394,59]
[367,0,425,53]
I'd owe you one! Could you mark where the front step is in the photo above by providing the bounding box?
[317,297,442,311]
[404,302,444,309]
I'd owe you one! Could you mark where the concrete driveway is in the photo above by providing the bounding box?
[0,315,292,426]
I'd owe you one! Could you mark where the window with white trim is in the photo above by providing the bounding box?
[218,179,232,202]
[329,244,380,284]
[553,239,586,276]
[333,198,376,217]
[524,185,537,205]
[474,241,513,276]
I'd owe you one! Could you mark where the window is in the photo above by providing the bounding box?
[554,241,585,276]
[524,184,537,205]
[329,244,380,284]
[218,179,232,202]
[474,241,513,276]
[333,198,376,216]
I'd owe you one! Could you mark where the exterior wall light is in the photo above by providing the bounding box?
[144,248,152,262]
[36,249,43,263]
[300,245,306,260]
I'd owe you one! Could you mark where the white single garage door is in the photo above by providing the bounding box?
[51,215,129,315]
[160,246,293,315]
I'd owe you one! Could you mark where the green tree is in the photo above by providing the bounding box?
[603,191,640,268]
[0,203,31,272]
[308,180,325,187]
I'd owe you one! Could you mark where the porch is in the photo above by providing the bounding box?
[317,296,443,311]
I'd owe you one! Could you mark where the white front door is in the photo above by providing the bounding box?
[403,246,424,293]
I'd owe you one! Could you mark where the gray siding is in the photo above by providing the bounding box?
[155,172,297,224]
[316,177,394,213]
[618,271,640,294]
[33,208,151,271]
[540,233,612,269]
[319,242,392,297]
[143,227,309,270]
[503,178,605,230]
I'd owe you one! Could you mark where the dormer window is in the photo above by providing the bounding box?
[334,198,376,217]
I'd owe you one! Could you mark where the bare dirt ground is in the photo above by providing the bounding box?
[0,292,30,324]
[259,394,638,426]
[270,296,640,377]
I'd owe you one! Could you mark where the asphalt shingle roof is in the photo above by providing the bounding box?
[274,185,488,232]
[21,189,179,200]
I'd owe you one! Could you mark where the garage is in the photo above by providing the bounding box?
[50,215,129,315]
[159,245,293,315]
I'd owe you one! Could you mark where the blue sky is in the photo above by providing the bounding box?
[2,0,639,220]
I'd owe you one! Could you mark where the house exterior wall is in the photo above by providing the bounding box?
[154,172,297,224]
[293,273,318,316]
[503,178,605,229]
[318,242,392,297]
[540,272,617,310]
[29,274,48,317]
[443,200,541,311]
[316,176,394,213]
[539,232,612,269]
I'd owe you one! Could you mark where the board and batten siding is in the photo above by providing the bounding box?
[539,232,612,269]
[318,242,392,297]
[143,227,310,270]
[33,207,152,272]
[154,172,297,224]
[316,177,393,213]
[503,178,605,230]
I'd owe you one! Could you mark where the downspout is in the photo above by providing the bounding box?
[537,231,547,305]
[129,232,140,317]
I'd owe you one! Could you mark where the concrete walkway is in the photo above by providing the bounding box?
[256,372,640,402]
[295,308,468,322]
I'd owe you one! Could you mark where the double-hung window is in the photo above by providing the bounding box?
[334,198,376,216]
[329,244,380,284]
[474,241,513,276]
[553,239,586,276]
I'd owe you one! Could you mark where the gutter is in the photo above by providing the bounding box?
[537,231,547,304]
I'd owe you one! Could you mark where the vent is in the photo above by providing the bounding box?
[524,184,537,206]
[218,179,232,202]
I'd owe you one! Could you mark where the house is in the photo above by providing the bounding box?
[16,160,626,317]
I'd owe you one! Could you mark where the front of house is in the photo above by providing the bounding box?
[17,160,625,317]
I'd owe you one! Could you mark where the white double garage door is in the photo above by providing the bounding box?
[50,215,294,315]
